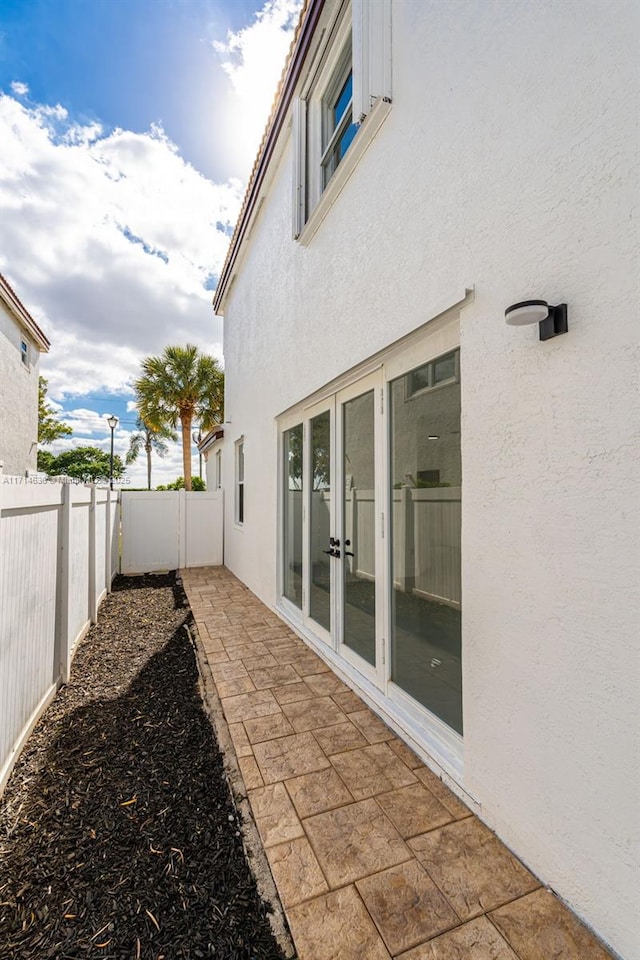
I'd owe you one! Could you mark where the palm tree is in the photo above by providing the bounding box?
[134,345,224,491]
[125,417,176,490]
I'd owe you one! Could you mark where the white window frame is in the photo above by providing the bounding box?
[235,438,245,526]
[20,339,29,368]
[292,0,392,242]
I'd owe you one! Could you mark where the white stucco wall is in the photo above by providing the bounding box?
[0,299,40,476]
[219,2,639,956]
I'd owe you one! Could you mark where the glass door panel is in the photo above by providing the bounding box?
[389,350,462,734]
[342,389,376,666]
[282,424,303,609]
[309,410,332,633]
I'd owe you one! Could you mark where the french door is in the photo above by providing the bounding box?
[282,370,383,684]
[280,327,463,754]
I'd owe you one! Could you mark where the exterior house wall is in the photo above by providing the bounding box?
[0,299,40,476]
[219,2,639,956]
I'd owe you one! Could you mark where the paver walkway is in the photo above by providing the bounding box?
[182,566,614,960]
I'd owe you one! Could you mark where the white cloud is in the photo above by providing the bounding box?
[0,93,243,401]
[213,0,302,179]
[10,80,29,96]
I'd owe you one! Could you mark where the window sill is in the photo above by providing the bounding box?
[298,96,392,247]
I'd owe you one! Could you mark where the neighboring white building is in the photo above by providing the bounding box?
[213,2,638,957]
[0,274,50,476]
[199,426,224,493]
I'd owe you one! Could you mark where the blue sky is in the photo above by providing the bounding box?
[0,0,269,182]
[0,0,301,484]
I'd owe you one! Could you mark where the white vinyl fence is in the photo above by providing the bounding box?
[120,489,223,575]
[0,470,119,794]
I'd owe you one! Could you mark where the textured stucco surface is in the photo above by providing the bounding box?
[0,299,40,475]
[219,2,639,956]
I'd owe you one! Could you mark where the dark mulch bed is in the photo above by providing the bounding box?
[0,573,289,960]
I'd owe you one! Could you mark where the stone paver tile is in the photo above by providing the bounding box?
[223,641,270,661]
[248,782,304,848]
[330,743,418,800]
[244,712,295,744]
[205,624,251,641]
[304,797,411,887]
[413,766,472,820]
[204,647,230,663]
[221,688,281,724]
[228,722,253,757]
[266,642,306,663]
[409,818,540,920]
[281,696,347,733]
[489,888,614,960]
[347,708,394,743]
[245,625,293,642]
[216,676,257,698]
[304,672,351,697]
[265,837,329,907]
[241,654,278,672]
[312,721,369,756]
[387,737,424,770]
[253,732,331,784]
[376,783,454,838]
[285,767,354,818]
[396,916,519,960]
[226,613,272,626]
[210,660,249,682]
[356,859,459,955]
[238,755,264,789]
[287,886,391,960]
[247,663,301,690]
[290,655,331,676]
[332,690,365,713]
[272,681,316,704]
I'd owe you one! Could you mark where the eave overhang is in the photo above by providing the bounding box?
[213,0,325,315]
[0,273,51,352]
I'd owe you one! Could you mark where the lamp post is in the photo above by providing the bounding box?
[192,429,202,480]
[106,414,118,490]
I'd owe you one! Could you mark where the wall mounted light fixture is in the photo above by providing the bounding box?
[505,300,568,341]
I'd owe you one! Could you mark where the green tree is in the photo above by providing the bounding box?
[38,377,72,445]
[156,476,206,491]
[134,344,223,491]
[125,416,176,490]
[40,446,125,483]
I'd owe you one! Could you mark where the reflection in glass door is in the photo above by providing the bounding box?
[309,410,331,633]
[342,389,376,666]
[282,424,303,609]
[389,350,462,734]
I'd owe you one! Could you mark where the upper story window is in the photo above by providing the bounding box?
[20,339,29,367]
[293,0,392,242]
[321,45,358,188]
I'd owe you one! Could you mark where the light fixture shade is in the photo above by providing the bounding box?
[505,300,549,326]
[106,414,118,430]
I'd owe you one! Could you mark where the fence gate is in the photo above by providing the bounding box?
[121,490,223,574]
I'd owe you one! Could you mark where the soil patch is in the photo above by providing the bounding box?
[0,573,290,960]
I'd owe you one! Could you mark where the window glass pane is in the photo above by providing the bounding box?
[390,351,462,734]
[283,425,303,609]
[310,411,331,631]
[338,117,358,161]
[343,390,376,665]
[433,352,456,384]
[334,72,352,126]
[408,363,431,395]
[238,442,244,482]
